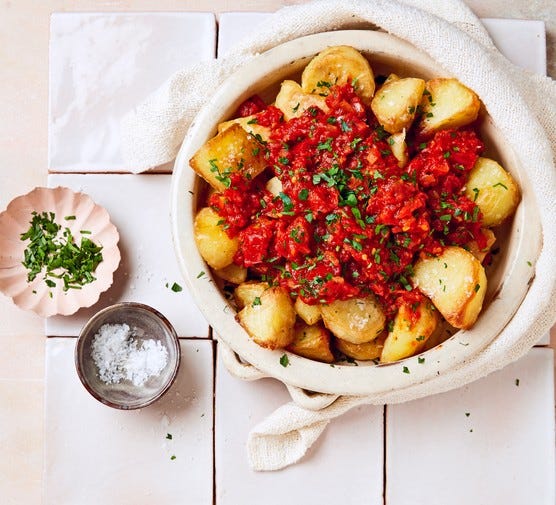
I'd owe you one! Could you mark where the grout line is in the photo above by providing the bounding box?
[212,339,217,505]
[383,405,387,505]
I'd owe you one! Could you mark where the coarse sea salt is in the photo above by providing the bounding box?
[91,323,168,387]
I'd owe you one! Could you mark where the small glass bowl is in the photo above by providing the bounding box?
[75,302,180,409]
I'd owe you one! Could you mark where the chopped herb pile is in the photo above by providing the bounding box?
[20,211,103,291]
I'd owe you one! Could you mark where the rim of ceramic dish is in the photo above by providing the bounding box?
[75,302,181,410]
[171,30,540,396]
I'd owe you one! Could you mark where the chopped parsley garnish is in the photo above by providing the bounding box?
[166,433,173,440]
[252,296,262,307]
[171,282,183,292]
[317,138,333,151]
[196,271,205,279]
[20,211,103,291]
[280,354,290,367]
[492,182,508,190]
[418,356,425,364]
[402,366,410,374]
[298,189,309,201]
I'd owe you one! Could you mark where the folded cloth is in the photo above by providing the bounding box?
[121,0,556,471]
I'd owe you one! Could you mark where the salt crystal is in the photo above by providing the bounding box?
[91,323,168,386]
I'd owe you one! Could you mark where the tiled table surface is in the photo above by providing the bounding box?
[2,10,554,505]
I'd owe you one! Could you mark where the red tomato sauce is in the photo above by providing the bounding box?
[209,83,487,318]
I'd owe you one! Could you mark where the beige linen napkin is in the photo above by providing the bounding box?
[121,0,556,471]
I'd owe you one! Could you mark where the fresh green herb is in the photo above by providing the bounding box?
[340,119,351,132]
[402,366,410,374]
[170,455,176,461]
[418,356,425,364]
[252,147,260,156]
[492,182,508,190]
[280,354,290,367]
[316,80,332,88]
[278,192,293,213]
[298,189,309,201]
[246,117,258,124]
[20,211,103,291]
[292,102,300,113]
[472,187,480,201]
[527,261,532,267]
[474,283,480,292]
[166,433,173,440]
[415,335,426,342]
[64,215,76,220]
[426,112,434,118]
[252,296,262,307]
[171,282,183,292]
[317,138,333,152]
[196,271,205,279]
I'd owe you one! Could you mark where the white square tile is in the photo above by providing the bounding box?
[45,338,214,505]
[217,12,271,56]
[214,343,384,505]
[49,12,216,172]
[386,348,555,505]
[482,19,546,75]
[46,174,209,338]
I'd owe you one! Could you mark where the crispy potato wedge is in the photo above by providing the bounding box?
[371,77,425,134]
[335,336,384,361]
[217,115,271,143]
[381,301,439,363]
[189,124,267,191]
[321,295,385,344]
[234,281,270,310]
[237,286,296,349]
[214,263,247,284]
[384,73,400,85]
[465,157,520,227]
[418,78,480,137]
[287,322,334,363]
[194,207,238,270]
[294,298,322,325]
[388,130,409,168]
[412,246,487,329]
[275,80,329,121]
[301,45,375,105]
[466,228,496,263]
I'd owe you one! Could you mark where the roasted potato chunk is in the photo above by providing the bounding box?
[287,322,334,363]
[371,77,425,133]
[237,286,296,349]
[335,336,384,361]
[214,263,247,284]
[388,130,409,168]
[418,78,480,137]
[381,301,439,363]
[189,124,267,191]
[466,229,496,263]
[321,295,385,344]
[465,157,520,227]
[301,45,375,105]
[275,80,328,121]
[294,298,322,325]
[194,207,238,270]
[412,246,487,329]
[217,115,271,143]
[234,281,269,310]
